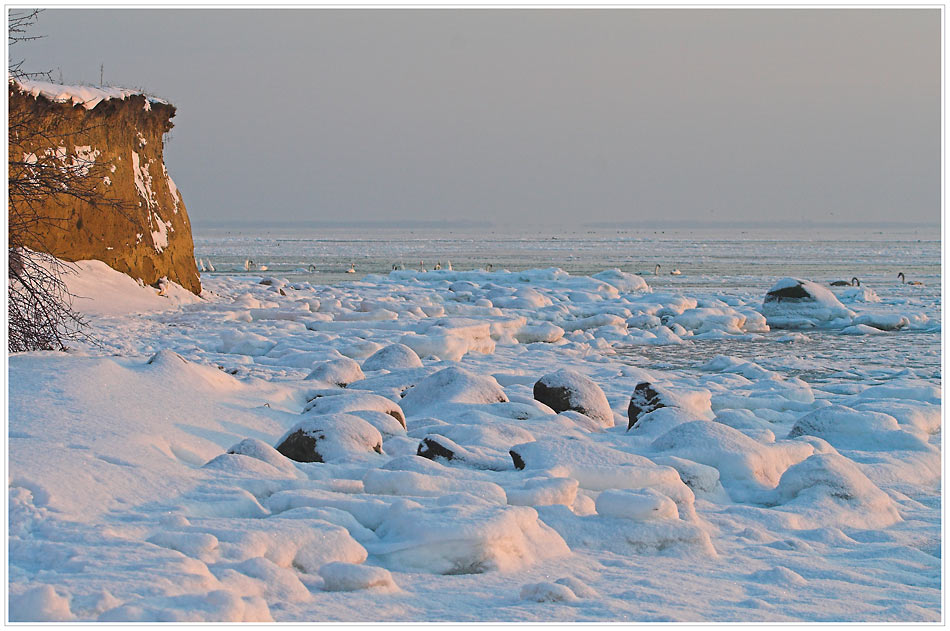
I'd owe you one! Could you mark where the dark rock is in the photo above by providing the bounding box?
[276,429,324,463]
[627,382,666,430]
[764,281,811,301]
[417,436,457,462]
[532,369,613,428]
[510,449,526,470]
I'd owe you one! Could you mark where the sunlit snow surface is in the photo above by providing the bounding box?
[9,226,941,622]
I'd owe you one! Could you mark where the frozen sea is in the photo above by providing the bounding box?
[194,224,941,386]
[8,223,942,622]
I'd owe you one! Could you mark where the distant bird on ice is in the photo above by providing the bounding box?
[197,258,206,272]
[670,268,682,276]
[638,264,661,276]
[446,260,453,271]
[205,259,215,272]
[830,277,859,287]
[898,272,923,286]
[434,261,442,270]
[346,264,356,274]
[244,259,252,271]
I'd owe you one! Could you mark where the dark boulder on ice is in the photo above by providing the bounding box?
[532,369,614,428]
[627,382,666,430]
[275,413,383,463]
[362,343,424,372]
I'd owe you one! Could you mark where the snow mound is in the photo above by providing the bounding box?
[595,488,679,521]
[224,438,302,477]
[651,421,814,493]
[303,392,406,428]
[400,366,508,416]
[770,453,902,529]
[514,322,565,344]
[318,562,398,592]
[520,581,579,603]
[787,405,931,452]
[362,343,423,371]
[506,477,579,507]
[592,269,651,293]
[368,498,570,574]
[9,584,75,622]
[305,357,365,387]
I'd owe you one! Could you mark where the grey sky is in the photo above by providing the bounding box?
[16,8,940,228]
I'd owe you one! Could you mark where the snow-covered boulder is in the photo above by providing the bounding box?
[400,366,508,416]
[361,343,423,372]
[761,278,855,329]
[305,357,365,387]
[627,382,714,431]
[275,414,383,463]
[303,392,406,429]
[532,369,614,428]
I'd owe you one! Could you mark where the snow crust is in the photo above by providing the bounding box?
[12,77,168,110]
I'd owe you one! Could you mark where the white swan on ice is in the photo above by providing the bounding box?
[637,264,660,276]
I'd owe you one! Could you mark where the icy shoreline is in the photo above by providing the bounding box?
[8,261,941,622]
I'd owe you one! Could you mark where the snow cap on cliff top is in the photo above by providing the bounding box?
[11,78,168,110]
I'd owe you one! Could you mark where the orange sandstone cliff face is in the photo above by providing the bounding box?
[8,80,201,294]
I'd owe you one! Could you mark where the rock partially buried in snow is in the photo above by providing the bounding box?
[361,343,423,371]
[533,369,614,428]
[761,278,855,329]
[275,414,383,463]
[627,382,666,430]
[318,562,397,592]
[305,357,365,387]
[627,382,714,432]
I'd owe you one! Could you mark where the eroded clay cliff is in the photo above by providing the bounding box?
[9,79,201,294]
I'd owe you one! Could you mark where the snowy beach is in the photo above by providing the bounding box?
[7,226,941,622]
